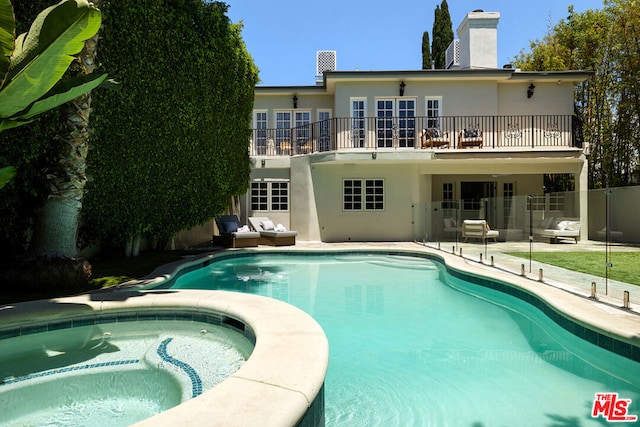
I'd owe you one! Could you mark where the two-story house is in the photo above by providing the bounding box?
[240,11,591,243]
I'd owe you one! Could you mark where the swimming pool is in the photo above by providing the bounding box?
[0,316,253,427]
[164,251,640,426]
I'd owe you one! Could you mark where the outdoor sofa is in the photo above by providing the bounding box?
[533,217,580,243]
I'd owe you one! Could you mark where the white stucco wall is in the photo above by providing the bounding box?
[307,162,422,242]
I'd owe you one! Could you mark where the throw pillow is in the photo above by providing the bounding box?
[464,128,479,138]
[260,220,275,231]
[221,220,238,233]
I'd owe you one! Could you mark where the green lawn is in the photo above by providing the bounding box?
[505,251,640,286]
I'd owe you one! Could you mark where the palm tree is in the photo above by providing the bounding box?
[28,0,102,260]
[0,0,113,288]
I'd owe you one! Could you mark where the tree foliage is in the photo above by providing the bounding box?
[431,0,453,69]
[421,31,431,69]
[514,1,640,188]
[82,0,258,248]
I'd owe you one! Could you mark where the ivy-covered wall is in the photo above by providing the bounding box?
[0,0,258,254]
[84,0,258,247]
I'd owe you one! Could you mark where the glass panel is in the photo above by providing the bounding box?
[351,100,366,148]
[376,99,394,148]
[276,111,291,154]
[398,99,416,147]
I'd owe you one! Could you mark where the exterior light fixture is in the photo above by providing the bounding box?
[527,83,535,98]
[261,159,266,167]
[372,152,377,159]
[293,95,298,108]
[399,81,406,97]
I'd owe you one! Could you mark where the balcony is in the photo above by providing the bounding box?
[249,115,582,156]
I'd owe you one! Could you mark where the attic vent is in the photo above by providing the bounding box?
[316,50,337,76]
[445,40,459,69]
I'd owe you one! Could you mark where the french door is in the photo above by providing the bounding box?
[376,98,416,148]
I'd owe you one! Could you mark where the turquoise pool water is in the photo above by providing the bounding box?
[0,318,253,427]
[168,253,640,426]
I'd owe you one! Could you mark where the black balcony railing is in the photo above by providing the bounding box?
[249,115,581,156]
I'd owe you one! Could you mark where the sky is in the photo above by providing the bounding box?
[223,0,605,87]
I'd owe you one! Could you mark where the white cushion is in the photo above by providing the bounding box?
[566,221,580,231]
[556,221,569,231]
[260,220,275,231]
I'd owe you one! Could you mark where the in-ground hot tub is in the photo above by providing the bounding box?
[0,290,329,427]
[0,314,253,427]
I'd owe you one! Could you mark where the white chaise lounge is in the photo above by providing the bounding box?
[462,219,499,242]
[533,217,580,243]
[248,217,297,246]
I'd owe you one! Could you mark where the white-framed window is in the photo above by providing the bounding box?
[365,179,384,210]
[318,109,332,151]
[270,181,289,211]
[343,179,362,211]
[350,98,367,148]
[253,110,268,155]
[343,179,384,211]
[250,180,289,212]
[503,182,514,224]
[442,182,455,209]
[548,193,565,211]
[527,195,546,211]
[425,97,443,129]
[250,181,268,211]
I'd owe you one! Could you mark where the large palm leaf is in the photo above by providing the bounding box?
[0,0,103,124]
[0,0,14,87]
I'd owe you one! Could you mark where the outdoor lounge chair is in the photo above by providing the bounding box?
[420,128,450,149]
[462,219,499,242]
[214,215,260,248]
[533,217,580,243]
[458,128,483,148]
[248,217,297,246]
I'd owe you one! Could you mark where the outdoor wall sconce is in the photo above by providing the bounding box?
[372,152,377,159]
[293,95,298,108]
[261,159,266,168]
[399,81,406,97]
[527,83,535,98]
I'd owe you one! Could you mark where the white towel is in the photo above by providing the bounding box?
[237,225,250,232]
[275,224,286,232]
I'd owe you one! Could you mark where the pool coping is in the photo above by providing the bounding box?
[0,290,329,427]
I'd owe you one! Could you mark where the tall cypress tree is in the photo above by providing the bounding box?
[422,31,431,69]
[431,0,454,69]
